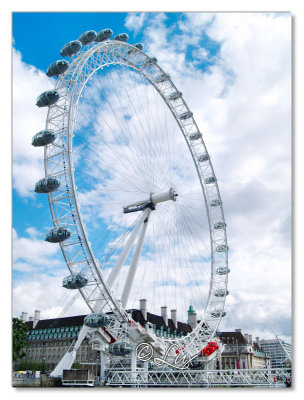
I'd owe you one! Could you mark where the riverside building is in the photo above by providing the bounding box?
[19,306,270,372]
[20,304,192,372]
[216,329,270,370]
[259,338,292,368]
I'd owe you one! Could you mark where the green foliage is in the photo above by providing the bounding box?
[71,362,81,369]
[12,318,29,362]
[15,359,45,371]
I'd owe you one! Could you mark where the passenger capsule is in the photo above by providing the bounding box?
[168,91,182,101]
[143,57,157,67]
[36,90,60,108]
[60,40,82,57]
[216,266,230,275]
[127,43,144,54]
[114,33,128,42]
[32,130,56,147]
[210,199,222,207]
[214,289,229,297]
[179,111,193,120]
[216,244,228,253]
[155,73,170,84]
[78,30,97,45]
[45,226,71,243]
[134,43,144,51]
[62,273,88,289]
[35,176,60,193]
[197,153,209,162]
[108,342,132,356]
[211,310,226,318]
[204,176,216,184]
[214,222,226,230]
[96,28,113,42]
[189,132,202,140]
[46,60,69,77]
[84,313,110,328]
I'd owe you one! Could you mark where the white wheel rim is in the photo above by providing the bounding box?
[43,39,229,357]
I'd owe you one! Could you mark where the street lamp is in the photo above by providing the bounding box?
[90,358,93,376]
[96,354,100,379]
[42,357,46,374]
[42,341,46,374]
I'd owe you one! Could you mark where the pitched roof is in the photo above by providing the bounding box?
[24,321,33,330]
[253,342,262,351]
[130,309,192,333]
[25,309,193,334]
[218,331,247,344]
[26,314,86,330]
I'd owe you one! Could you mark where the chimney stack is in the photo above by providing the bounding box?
[244,333,249,343]
[187,305,197,330]
[33,310,40,329]
[20,312,28,322]
[235,329,242,333]
[140,299,147,320]
[188,312,197,330]
[256,337,260,347]
[249,335,253,345]
[171,309,177,328]
[161,306,168,326]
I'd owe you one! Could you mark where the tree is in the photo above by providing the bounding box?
[12,318,28,363]
[15,359,45,371]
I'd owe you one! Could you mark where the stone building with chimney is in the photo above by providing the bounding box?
[217,329,270,370]
[19,304,269,372]
[19,301,192,372]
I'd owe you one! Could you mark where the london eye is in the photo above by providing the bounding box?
[32,28,229,375]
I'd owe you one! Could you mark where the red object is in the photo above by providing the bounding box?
[176,346,185,354]
[102,326,116,344]
[200,341,219,357]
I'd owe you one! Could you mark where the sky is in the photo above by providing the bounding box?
[12,11,292,343]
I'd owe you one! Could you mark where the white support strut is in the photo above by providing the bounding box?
[107,208,150,288]
[50,209,150,377]
[92,208,151,313]
[51,324,91,377]
[51,189,175,377]
[121,210,151,308]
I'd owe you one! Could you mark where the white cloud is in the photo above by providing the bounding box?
[192,47,210,63]
[12,13,292,342]
[12,227,90,319]
[13,48,55,198]
[25,226,40,237]
[13,272,89,320]
[124,13,147,35]
[121,12,292,339]
[13,228,61,270]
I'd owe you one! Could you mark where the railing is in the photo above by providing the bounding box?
[12,377,41,387]
[62,379,94,387]
[105,367,292,387]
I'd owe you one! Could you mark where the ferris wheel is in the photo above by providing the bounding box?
[32,28,229,375]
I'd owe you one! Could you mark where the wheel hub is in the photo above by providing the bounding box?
[123,188,178,213]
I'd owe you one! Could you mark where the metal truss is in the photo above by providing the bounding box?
[104,367,292,387]
[44,38,229,366]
